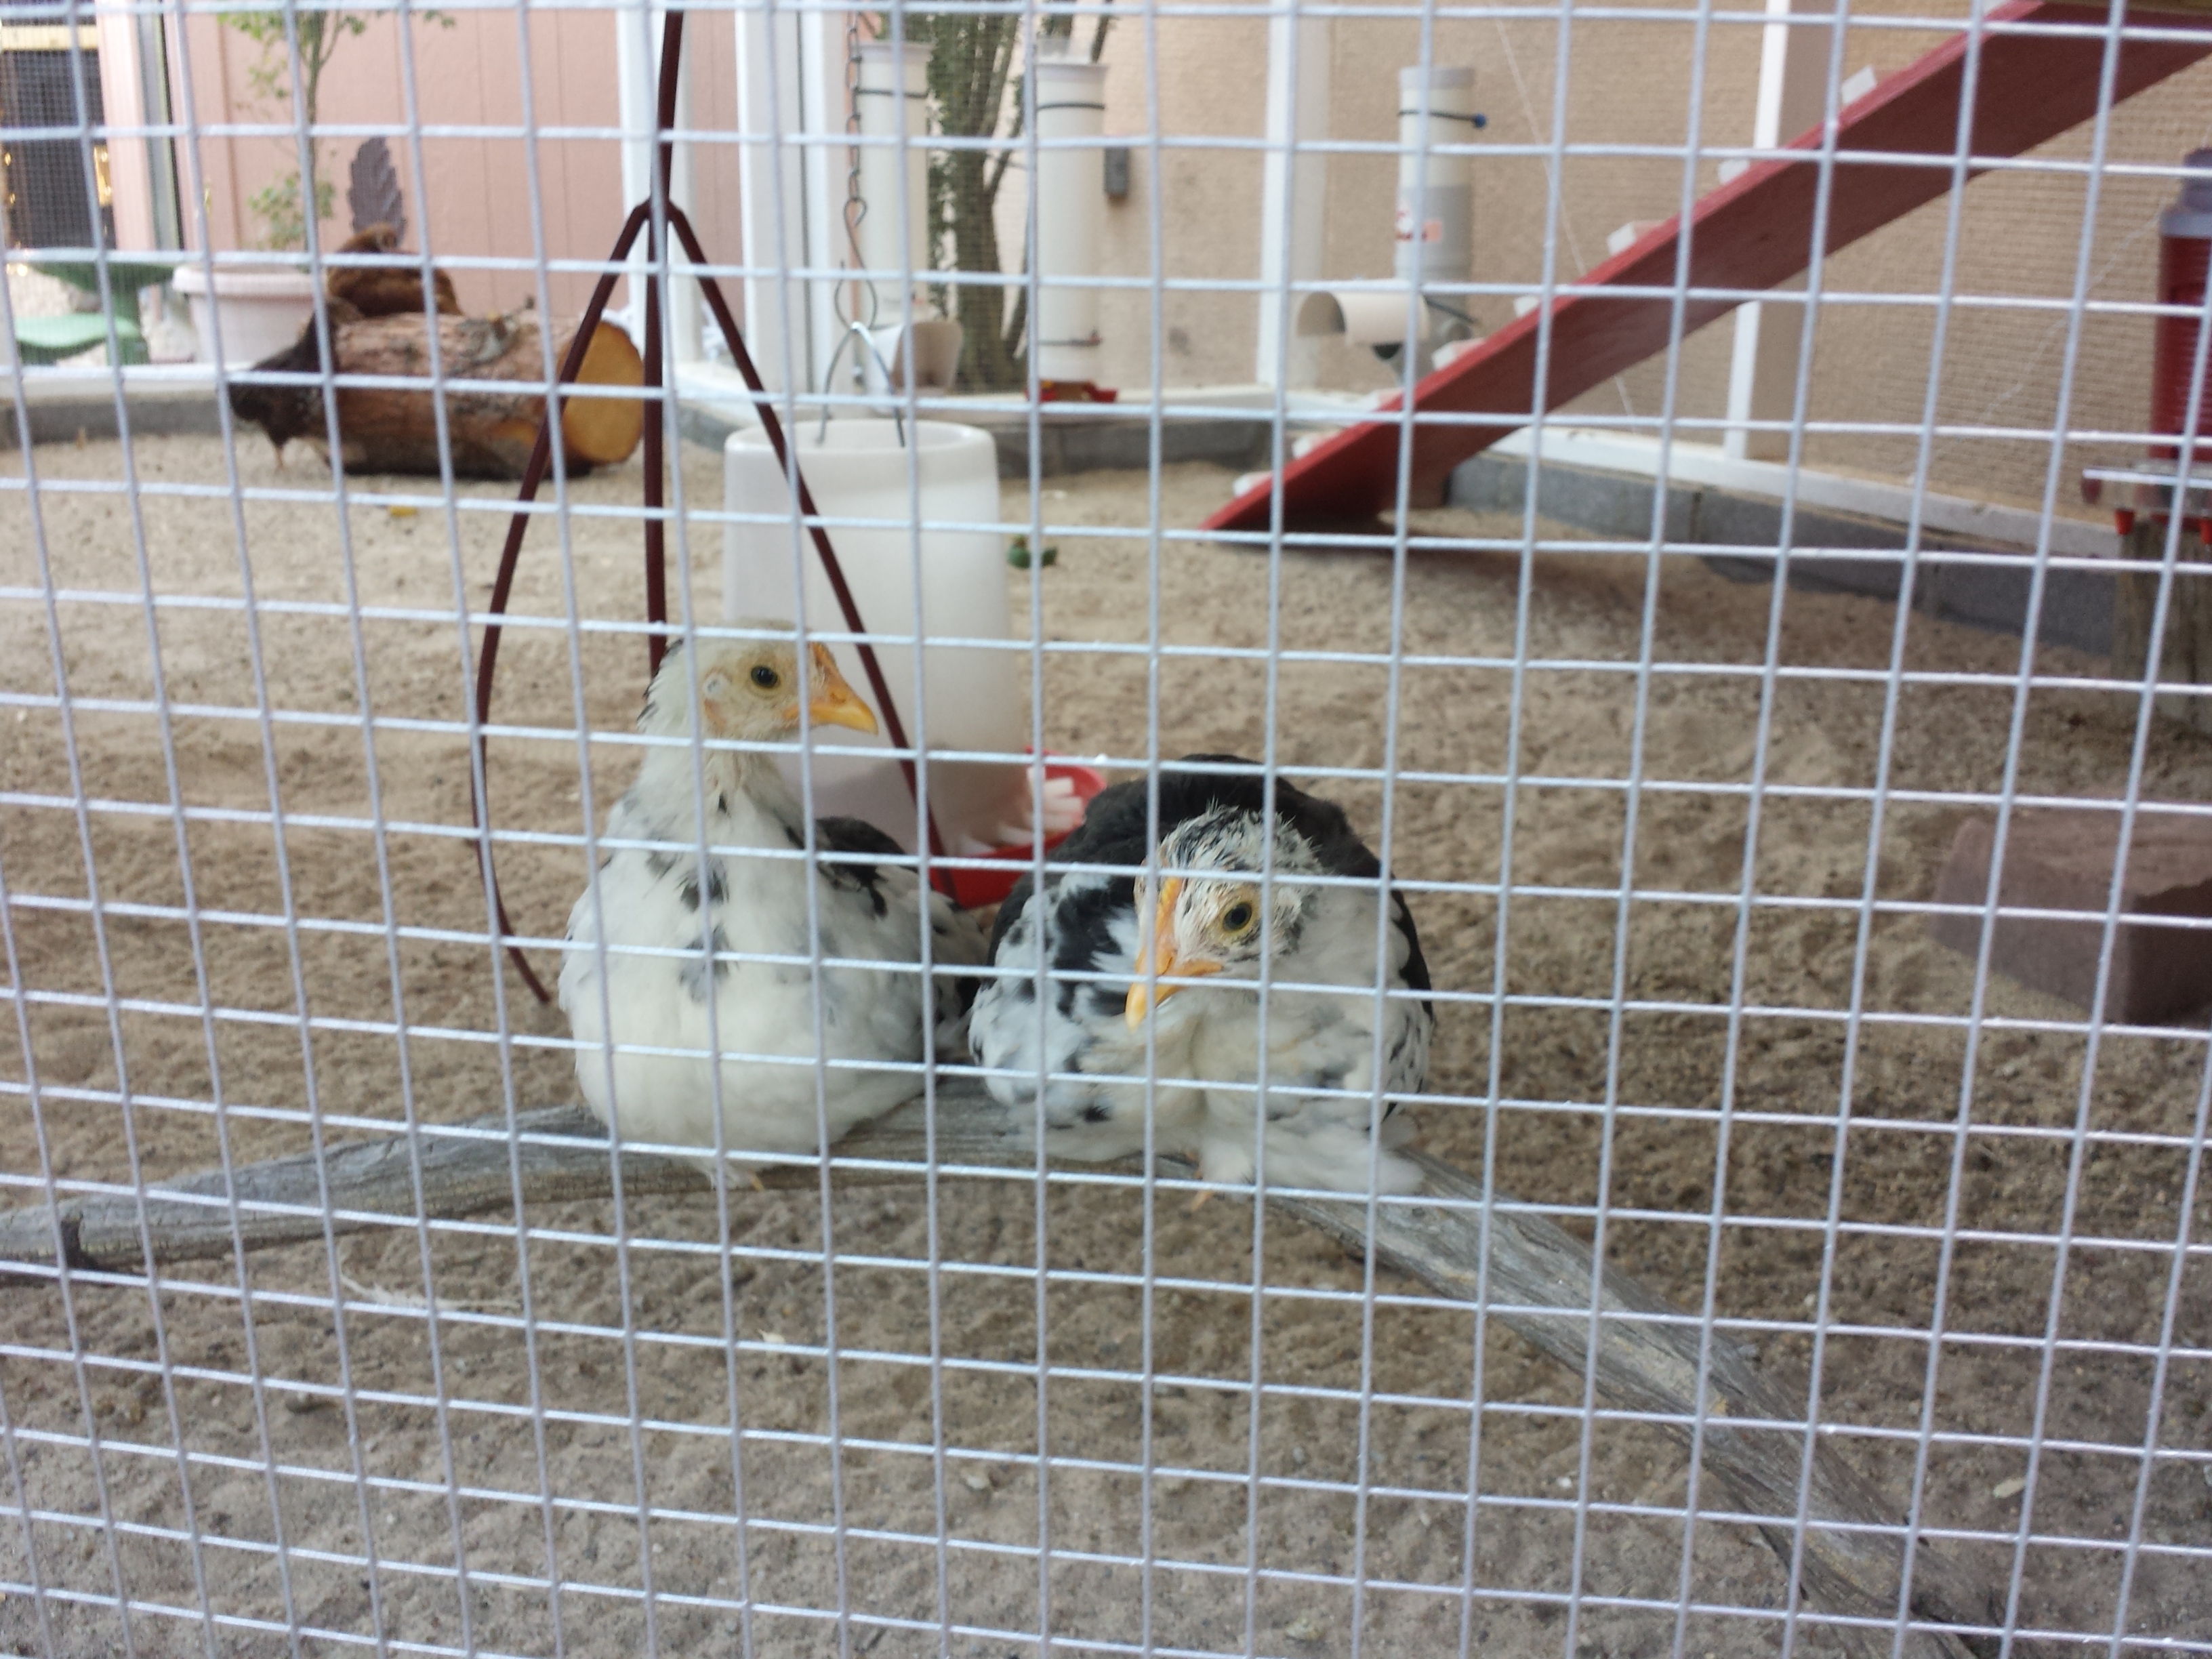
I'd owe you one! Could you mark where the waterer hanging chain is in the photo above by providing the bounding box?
[840,10,874,335]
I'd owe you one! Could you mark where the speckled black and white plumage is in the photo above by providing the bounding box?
[968,756,1433,1194]
[558,636,987,1171]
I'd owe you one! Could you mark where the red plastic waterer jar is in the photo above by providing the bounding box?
[2152,148,2212,459]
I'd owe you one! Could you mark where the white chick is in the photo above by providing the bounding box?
[560,628,986,1172]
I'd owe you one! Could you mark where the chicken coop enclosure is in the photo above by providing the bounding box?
[5,0,2212,1653]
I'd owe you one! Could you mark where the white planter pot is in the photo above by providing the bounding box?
[171,262,319,367]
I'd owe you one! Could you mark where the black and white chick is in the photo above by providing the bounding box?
[559,628,987,1172]
[968,756,1433,1195]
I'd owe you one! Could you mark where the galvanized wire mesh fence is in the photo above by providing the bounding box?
[2,0,2211,1654]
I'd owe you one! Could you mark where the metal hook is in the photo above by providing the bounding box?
[817,317,909,449]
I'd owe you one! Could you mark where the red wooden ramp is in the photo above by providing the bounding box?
[1204,0,2212,537]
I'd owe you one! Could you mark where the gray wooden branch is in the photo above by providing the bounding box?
[0,1082,2002,1659]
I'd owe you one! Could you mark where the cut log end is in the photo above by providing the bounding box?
[560,321,645,468]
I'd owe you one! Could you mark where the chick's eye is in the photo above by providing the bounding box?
[1221,901,1255,934]
[750,664,781,691]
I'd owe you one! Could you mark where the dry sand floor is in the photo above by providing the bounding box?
[1,433,2209,1657]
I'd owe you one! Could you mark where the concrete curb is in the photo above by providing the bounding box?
[1450,450,2115,655]
[682,399,1275,478]
[3,382,226,448]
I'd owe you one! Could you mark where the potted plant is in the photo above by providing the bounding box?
[175,4,444,365]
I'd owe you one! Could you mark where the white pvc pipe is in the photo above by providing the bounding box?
[1288,65,1477,371]
[1723,0,1828,460]
[1254,9,1333,389]
[1033,45,1107,386]
[855,39,931,327]
[736,0,844,397]
[617,6,701,365]
[1296,287,1421,350]
[1395,64,1475,296]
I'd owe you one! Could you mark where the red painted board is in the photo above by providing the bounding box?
[1205,1,2212,535]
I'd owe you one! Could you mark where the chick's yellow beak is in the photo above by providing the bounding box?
[804,644,880,735]
[1125,878,1221,1027]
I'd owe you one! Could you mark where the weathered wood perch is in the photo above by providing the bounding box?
[228,311,643,478]
[0,1082,2007,1658]
[2112,519,2212,735]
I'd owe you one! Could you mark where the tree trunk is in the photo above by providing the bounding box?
[316,312,642,478]
[947,146,1025,392]
[922,9,1027,392]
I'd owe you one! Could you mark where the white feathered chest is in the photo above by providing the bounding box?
[560,750,983,1164]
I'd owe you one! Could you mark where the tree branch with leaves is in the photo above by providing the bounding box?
[223,3,451,251]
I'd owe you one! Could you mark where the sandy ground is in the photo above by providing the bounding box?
[1,432,2209,1658]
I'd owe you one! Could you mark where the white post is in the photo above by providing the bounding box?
[615,3,701,369]
[735,0,846,398]
[1723,0,1832,459]
[1254,5,1331,390]
[853,39,930,327]
[1032,43,1107,388]
[93,7,161,251]
[1395,64,1476,353]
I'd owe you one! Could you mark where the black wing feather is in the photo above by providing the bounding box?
[1391,893,1434,1017]
[817,813,983,1012]
[815,814,906,862]
[798,813,907,920]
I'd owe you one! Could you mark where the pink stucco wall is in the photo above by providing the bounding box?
[167,3,633,317]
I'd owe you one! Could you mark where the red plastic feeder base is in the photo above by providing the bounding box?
[947,760,1107,909]
[1038,380,1119,404]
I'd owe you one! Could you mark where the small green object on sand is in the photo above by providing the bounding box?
[1008,536,1059,569]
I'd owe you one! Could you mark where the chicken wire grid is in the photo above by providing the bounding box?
[4,0,2212,1653]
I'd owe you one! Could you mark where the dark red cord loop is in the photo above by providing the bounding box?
[469,9,949,1004]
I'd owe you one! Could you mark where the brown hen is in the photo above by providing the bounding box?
[326,223,462,319]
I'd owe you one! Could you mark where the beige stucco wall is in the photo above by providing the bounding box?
[1797,56,2212,510]
[1313,0,1762,412]
[167,2,626,317]
[989,7,1273,392]
[1073,0,1773,398]
[685,13,744,308]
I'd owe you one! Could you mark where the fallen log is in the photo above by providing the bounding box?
[228,310,643,478]
[0,1082,2006,1658]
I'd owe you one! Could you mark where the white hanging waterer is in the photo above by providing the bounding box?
[722,421,1025,855]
